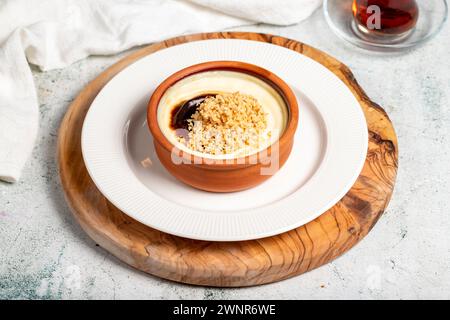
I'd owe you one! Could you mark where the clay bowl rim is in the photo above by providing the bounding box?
[147,61,299,169]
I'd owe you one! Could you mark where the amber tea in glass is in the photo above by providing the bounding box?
[352,0,419,42]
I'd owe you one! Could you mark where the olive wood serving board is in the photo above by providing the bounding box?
[57,32,398,287]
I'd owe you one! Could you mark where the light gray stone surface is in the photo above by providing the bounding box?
[1,8,449,299]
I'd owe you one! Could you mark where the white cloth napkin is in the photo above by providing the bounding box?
[0,0,321,183]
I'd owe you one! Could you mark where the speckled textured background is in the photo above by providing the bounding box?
[1,9,449,299]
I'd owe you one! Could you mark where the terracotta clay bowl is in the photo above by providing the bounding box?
[147,61,299,192]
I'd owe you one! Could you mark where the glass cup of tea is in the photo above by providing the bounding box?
[351,0,419,43]
[323,0,448,51]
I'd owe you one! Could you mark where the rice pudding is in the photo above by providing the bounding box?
[157,70,289,159]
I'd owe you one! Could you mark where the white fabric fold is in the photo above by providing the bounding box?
[0,0,321,182]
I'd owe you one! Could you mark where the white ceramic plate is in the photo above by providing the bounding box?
[82,39,368,241]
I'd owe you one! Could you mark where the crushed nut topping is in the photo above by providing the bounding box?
[176,92,270,156]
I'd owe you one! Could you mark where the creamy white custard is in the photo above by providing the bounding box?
[157,70,289,159]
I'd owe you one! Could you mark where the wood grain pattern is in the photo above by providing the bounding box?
[57,32,398,287]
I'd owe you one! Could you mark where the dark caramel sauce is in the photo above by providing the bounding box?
[170,94,216,130]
